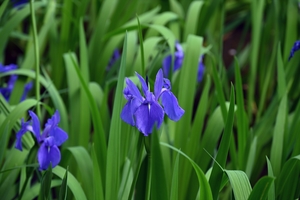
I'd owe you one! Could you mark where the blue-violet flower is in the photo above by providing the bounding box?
[162,42,205,82]
[15,110,68,170]
[289,40,300,61]
[121,69,184,136]
[0,63,33,102]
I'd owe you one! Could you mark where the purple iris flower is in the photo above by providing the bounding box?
[121,69,184,136]
[162,42,184,77]
[15,110,68,170]
[0,63,33,102]
[162,42,205,82]
[289,40,300,61]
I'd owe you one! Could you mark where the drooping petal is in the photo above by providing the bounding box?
[134,101,164,136]
[135,72,148,95]
[162,55,172,77]
[161,90,184,121]
[28,111,41,141]
[15,119,31,151]
[50,127,68,146]
[125,78,143,102]
[38,143,61,170]
[289,40,300,61]
[20,81,33,101]
[154,69,163,100]
[121,98,141,126]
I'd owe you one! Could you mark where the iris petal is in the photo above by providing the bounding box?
[50,127,68,146]
[15,119,31,151]
[37,143,50,170]
[20,81,33,101]
[154,69,163,100]
[161,90,184,121]
[135,72,148,95]
[126,78,143,102]
[38,143,61,170]
[28,111,41,141]
[134,102,164,136]
[0,63,17,73]
[162,55,172,77]
[121,98,141,126]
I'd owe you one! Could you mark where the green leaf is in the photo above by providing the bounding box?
[245,136,257,177]
[170,153,180,200]
[22,180,61,200]
[183,1,204,41]
[276,155,300,200]
[0,0,9,21]
[105,32,127,200]
[66,52,107,181]
[0,98,37,153]
[0,2,45,59]
[39,164,53,200]
[248,176,275,200]
[175,35,203,148]
[277,43,286,98]
[136,15,145,76]
[118,158,133,200]
[224,170,252,200]
[266,157,275,200]
[0,69,69,131]
[145,12,178,38]
[270,93,287,176]
[53,166,87,200]
[91,145,104,200]
[209,85,235,200]
[248,0,265,121]
[234,57,248,169]
[58,167,68,200]
[160,142,213,200]
[66,147,93,200]
[151,131,169,200]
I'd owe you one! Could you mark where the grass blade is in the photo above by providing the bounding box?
[270,93,287,176]
[105,32,127,200]
[209,84,235,200]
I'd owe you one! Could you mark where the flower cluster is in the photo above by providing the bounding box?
[289,40,300,61]
[162,41,205,82]
[121,69,184,136]
[15,110,68,170]
[0,63,32,102]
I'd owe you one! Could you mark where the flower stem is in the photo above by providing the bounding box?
[30,0,41,118]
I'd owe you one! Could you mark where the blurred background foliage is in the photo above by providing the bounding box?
[1,0,300,199]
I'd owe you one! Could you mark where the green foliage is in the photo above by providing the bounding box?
[0,0,299,199]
